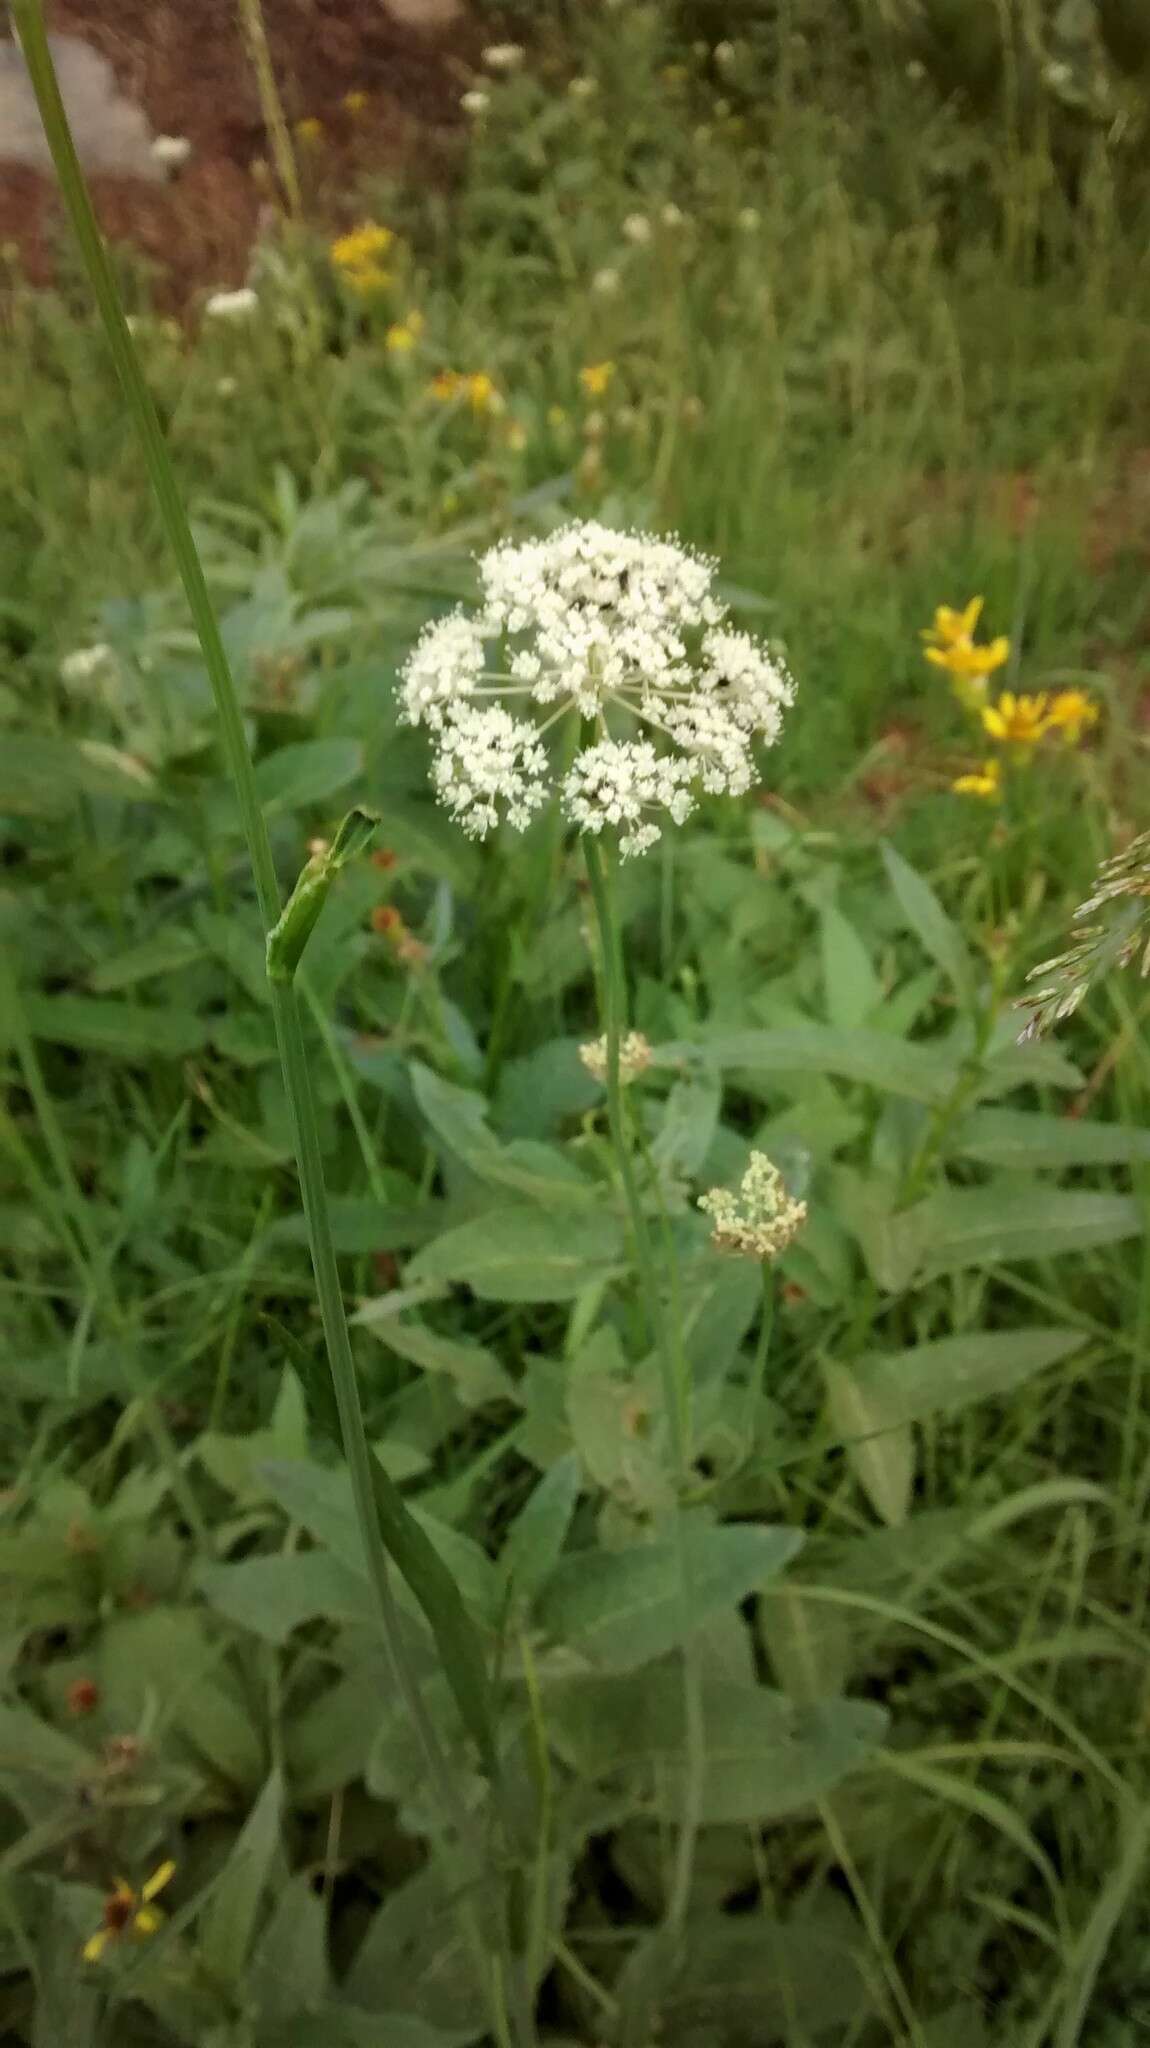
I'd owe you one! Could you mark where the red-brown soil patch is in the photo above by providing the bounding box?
[0,0,474,305]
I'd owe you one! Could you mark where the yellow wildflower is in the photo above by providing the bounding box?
[579,360,615,398]
[331,224,395,296]
[343,90,369,116]
[952,758,1002,799]
[429,369,461,400]
[386,311,424,353]
[295,117,324,147]
[922,597,985,650]
[922,595,1010,707]
[1046,689,1099,746]
[83,1863,175,1964]
[981,692,1052,746]
[465,371,501,413]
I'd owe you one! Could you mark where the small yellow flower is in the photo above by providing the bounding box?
[83,1863,175,1964]
[504,419,528,451]
[922,597,985,651]
[465,371,501,414]
[952,758,1002,799]
[429,369,460,400]
[295,117,324,147]
[579,360,615,398]
[343,90,369,116]
[386,311,424,353]
[547,404,568,429]
[331,223,395,295]
[981,692,1052,746]
[1046,689,1099,747]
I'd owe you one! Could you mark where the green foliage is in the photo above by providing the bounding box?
[3,0,1150,2042]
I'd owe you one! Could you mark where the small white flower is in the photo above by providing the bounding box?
[216,376,238,397]
[430,704,549,838]
[622,212,652,245]
[60,643,115,687]
[580,1031,652,1085]
[592,266,621,296]
[699,1152,807,1260]
[661,202,686,229]
[568,76,596,100]
[399,520,795,858]
[151,134,192,170]
[737,206,760,232]
[204,286,258,319]
[482,43,525,72]
[461,89,490,115]
[714,40,736,70]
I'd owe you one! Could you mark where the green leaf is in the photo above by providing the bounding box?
[854,1327,1088,1426]
[537,1520,803,1670]
[500,1452,582,1611]
[565,1326,670,1511]
[952,1106,1150,1169]
[258,1460,498,1772]
[651,1065,721,1177]
[250,1872,329,2026]
[409,1206,624,1302]
[550,1673,888,1822]
[918,1184,1143,1278]
[90,931,207,992]
[411,1063,593,1206]
[881,841,973,1004]
[354,1315,516,1409]
[344,1861,489,2033]
[198,1769,284,1988]
[274,1198,444,1255]
[198,1551,378,1644]
[254,738,363,813]
[14,994,206,1058]
[820,903,882,1031]
[684,1027,959,1104]
[0,734,157,814]
[823,1360,914,1527]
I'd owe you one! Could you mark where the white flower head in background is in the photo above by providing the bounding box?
[400,520,795,858]
[461,88,490,116]
[151,134,192,170]
[591,266,621,296]
[622,212,652,245]
[482,43,525,73]
[579,1031,652,1085]
[60,643,115,688]
[699,1152,807,1260]
[204,286,258,320]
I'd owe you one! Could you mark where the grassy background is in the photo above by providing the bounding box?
[3,3,1150,2042]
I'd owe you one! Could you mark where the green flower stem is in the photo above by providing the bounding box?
[581,835,704,1932]
[15,11,522,2036]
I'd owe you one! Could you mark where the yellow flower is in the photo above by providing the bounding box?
[343,90,369,116]
[981,692,1052,746]
[331,224,395,296]
[1046,689,1099,746]
[465,371,501,413]
[922,597,985,651]
[547,405,568,429]
[295,117,324,147]
[386,311,424,353]
[922,596,1010,707]
[952,758,1002,799]
[579,360,615,398]
[429,369,460,400]
[83,1863,175,1964]
[504,419,528,451]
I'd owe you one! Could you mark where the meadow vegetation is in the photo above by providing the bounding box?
[3,2,1150,2042]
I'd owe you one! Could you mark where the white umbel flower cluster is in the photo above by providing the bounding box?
[699,1152,807,1261]
[400,521,795,858]
[579,1030,652,1085]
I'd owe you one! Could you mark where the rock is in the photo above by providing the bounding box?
[0,33,161,180]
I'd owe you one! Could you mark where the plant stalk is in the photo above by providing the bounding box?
[14,10,523,2035]
[581,835,704,1933]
